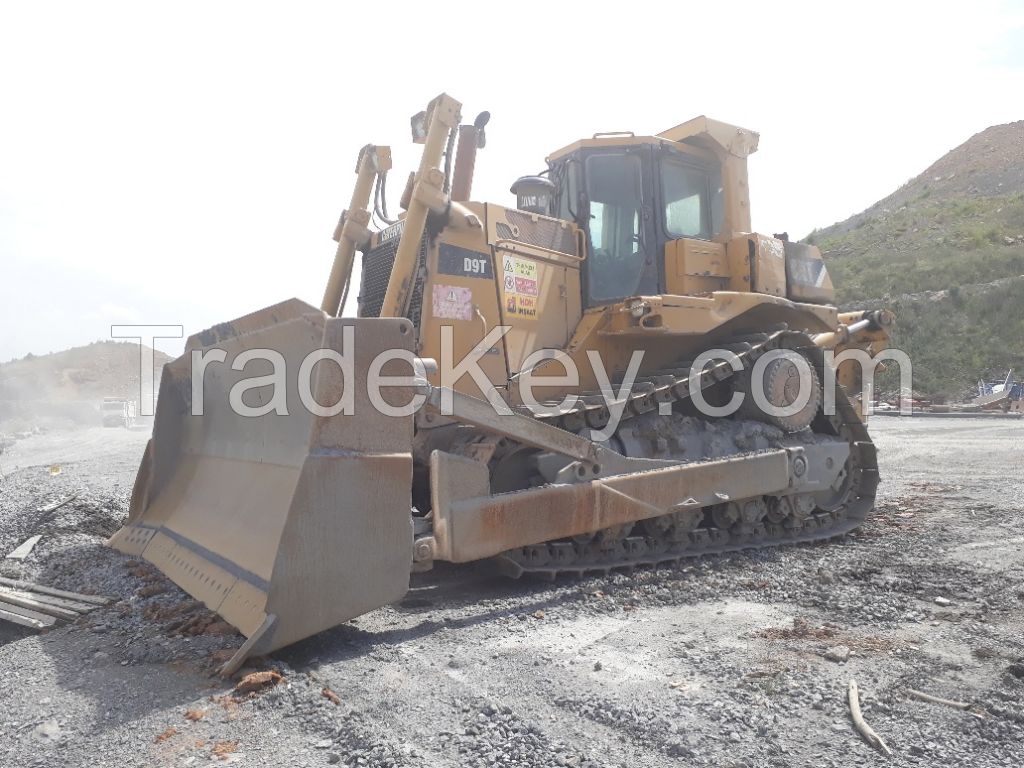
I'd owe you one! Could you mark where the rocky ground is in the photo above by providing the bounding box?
[1,419,1023,767]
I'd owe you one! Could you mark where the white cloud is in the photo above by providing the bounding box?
[1,0,1022,360]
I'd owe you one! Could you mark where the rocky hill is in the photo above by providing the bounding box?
[0,341,171,430]
[809,121,1024,398]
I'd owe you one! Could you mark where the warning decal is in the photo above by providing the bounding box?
[504,294,537,318]
[432,284,473,321]
[515,276,538,296]
[501,255,541,316]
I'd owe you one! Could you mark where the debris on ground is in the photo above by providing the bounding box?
[823,644,852,663]
[36,491,81,517]
[233,670,283,696]
[757,616,838,640]
[211,740,239,760]
[6,535,42,560]
[32,719,61,742]
[0,577,111,630]
[907,688,971,710]
[321,687,341,705]
[848,679,892,756]
[154,727,177,743]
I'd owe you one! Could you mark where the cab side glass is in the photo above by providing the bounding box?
[662,159,711,239]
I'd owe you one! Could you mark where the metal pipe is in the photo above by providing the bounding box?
[321,146,387,316]
[451,125,479,201]
[451,112,490,202]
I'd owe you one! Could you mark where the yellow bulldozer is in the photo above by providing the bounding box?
[109,93,892,672]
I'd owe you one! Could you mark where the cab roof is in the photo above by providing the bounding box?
[546,116,759,164]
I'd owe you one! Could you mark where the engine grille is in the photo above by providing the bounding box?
[358,234,428,323]
[503,209,576,255]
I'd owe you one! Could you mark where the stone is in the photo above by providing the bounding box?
[823,645,851,663]
[32,719,61,741]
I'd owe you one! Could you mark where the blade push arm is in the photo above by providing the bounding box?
[321,144,392,316]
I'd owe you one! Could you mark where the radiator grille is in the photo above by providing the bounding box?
[358,235,427,324]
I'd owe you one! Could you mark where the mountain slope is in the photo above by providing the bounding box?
[809,121,1024,398]
[0,341,170,429]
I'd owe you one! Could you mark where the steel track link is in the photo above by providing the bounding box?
[493,328,879,578]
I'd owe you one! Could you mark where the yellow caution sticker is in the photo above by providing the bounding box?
[501,256,540,316]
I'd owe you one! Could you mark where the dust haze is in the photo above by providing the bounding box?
[0,341,165,434]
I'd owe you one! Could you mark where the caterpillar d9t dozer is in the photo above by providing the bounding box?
[109,93,892,670]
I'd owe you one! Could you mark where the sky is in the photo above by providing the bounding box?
[2,1,1023,361]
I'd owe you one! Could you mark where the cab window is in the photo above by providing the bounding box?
[662,158,711,239]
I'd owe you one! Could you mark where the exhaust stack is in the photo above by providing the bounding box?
[451,111,490,202]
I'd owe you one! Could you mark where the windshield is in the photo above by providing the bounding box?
[584,152,653,303]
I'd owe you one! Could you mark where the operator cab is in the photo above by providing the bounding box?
[511,117,835,307]
[539,133,726,307]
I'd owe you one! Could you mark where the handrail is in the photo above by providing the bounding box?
[494,238,584,268]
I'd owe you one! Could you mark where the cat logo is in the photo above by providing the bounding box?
[377,220,405,243]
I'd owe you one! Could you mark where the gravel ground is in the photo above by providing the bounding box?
[1,420,1023,767]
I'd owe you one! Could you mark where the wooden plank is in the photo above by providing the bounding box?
[0,588,97,614]
[37,492,80,514]
[6,535,42,560]
[0,576,111,606]
[0,602,57,630]
[0,591,80,621]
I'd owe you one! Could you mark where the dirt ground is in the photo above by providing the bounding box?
[1,418,1023,767]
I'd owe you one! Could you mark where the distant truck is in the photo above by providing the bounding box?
[100,397,137,428]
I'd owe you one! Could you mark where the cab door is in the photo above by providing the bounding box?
[578,148,657,306]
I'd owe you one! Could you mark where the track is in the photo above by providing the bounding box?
[493,329,879,577]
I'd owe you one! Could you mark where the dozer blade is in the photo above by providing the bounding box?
[109,299,415,659]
